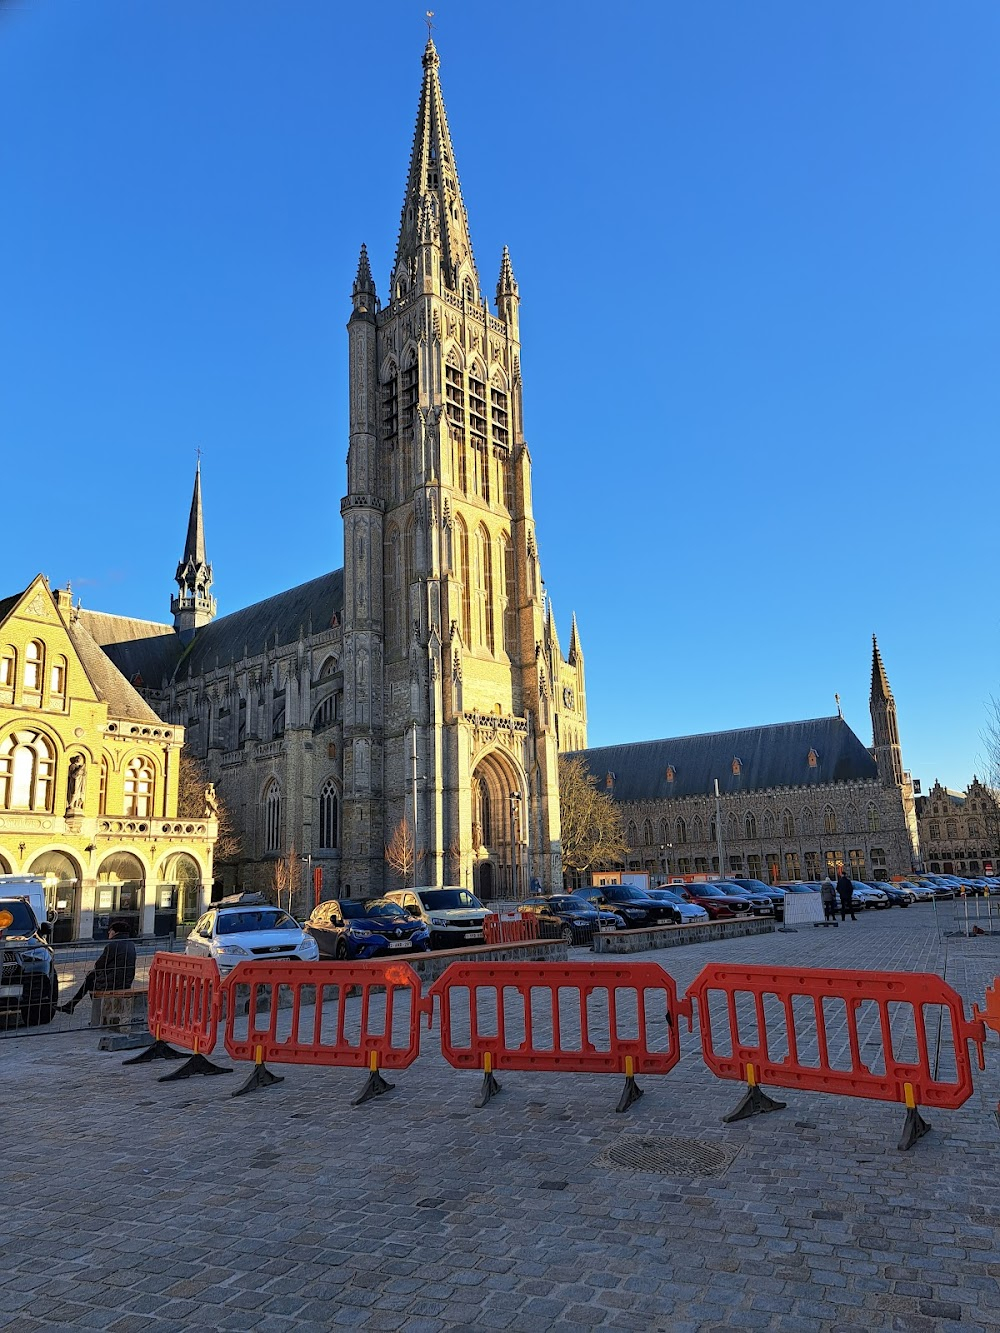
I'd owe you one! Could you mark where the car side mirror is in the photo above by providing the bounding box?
[38,921,51,940]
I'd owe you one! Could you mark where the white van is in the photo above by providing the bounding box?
[0,876,47,931]
[383,886,489,950]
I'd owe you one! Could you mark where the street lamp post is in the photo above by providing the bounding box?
[509,792,522,898]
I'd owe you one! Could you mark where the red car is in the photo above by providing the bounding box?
[674,883,753,920]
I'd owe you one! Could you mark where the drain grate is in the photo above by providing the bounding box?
[596,1135,737,1178]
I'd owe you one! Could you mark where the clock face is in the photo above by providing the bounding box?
[563,686,575,709]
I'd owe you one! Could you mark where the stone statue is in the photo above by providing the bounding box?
[66,754,87,816]
[203,782,219,820]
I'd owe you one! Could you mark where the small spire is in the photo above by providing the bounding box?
[871,634,892,702]
[354,243,375,295]
[568,612,583,664]
[496,245,519,299]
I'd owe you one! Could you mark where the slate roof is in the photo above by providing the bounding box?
[569,716,878,803]
[78,610,183,691]
[174,569,344,682]
[65,617,164,724]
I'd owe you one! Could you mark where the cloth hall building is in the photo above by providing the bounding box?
[79,39,587,909]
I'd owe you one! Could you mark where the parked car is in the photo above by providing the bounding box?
[849,883,889,909]
[186,894,320,974]
[647,888,710,923]
[862,881,910,908]
[383,886,489,949]
[304,897,430,959]
[680,883,751,919]
[519,895,603,945]
[572,884,680,928]
[714,880,775,916]
[0,896,58,1026]
[729,878,786,909]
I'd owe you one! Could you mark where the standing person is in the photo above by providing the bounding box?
[836,868,857,922]
[57,920,137,1014]
[820,876,839,926]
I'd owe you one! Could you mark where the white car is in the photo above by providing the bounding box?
[186,896,320,974]
[383,886,489,949]
[647,888,709,923]
[850,884,889,910]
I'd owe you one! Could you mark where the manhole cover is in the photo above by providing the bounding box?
[597,1135,737,1178]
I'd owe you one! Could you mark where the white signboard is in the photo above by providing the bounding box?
[780,890,825,927]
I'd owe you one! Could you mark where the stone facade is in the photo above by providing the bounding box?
[83,40,585,905]
[916,777,1000,875]
[0,576,215,940]
[573,639,920,884]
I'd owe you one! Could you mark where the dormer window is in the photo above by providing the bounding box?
[605,772,615,789]
[807,748,819,768]
[731,758,742,776]
[665,765,675,783]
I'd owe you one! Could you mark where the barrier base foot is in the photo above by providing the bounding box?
[777,927,798,934]
[723,1083,787,1123]
[898,1105,932,1151]
[122,1039,186,1065]
[353,1067,395,1106]
[474,1070,502,1108]
[157,1053,233,1082]
[616,1074,644,1114]
[231,1062,284,1097]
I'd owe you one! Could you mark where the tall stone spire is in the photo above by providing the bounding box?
[870,635,903,786]
[171,460,216,642]
[353,243,377,315]
[392,38,479,301]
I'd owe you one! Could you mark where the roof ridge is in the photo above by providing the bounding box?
[580,716,842,753]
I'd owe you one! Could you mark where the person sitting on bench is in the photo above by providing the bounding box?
[58,920,137,1014]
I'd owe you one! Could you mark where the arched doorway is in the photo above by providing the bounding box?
[27,850,81,943]
[96,851,145,939]
[471,751,525,899]
[160,852,203,939]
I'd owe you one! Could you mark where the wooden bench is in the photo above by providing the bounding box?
[90,987,149,1029]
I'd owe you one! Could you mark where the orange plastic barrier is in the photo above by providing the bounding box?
[123,952,230,1081]
[686,963,986,1149]
[221,960,430,1101]
[426,960,690,1111]
[483,912,539,945]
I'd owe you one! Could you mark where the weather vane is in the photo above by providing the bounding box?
[425,11,435,38]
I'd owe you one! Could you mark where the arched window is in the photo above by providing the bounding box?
[845,804,859,831]
[500,534,517,659]
[24,640,44,695]
[381,362,398,440]
[659,819,669,844]
[727,813,739,841]
[782,809,795,839]
[0,729,55,811]
[745,812,757,840]
[642,819,653,846]
[264,780,282,853]
[0,646,15,690]
[99,756,109,814]
[762,811,775,839]
[318,778,339,850]
[475,777,493,847]
[49,655,67,707]
[385,525,403,656]
[626,820,638,848]
[123,756,154,817]
[823,806,837,835]
[692,816,704,843]
[867,804,880,833]
[401,350,418,431]
[469,363,487,452]
[455,516,471,644]
[675,817,687,844]
[319,656,337,680]
[491,372,509,448]
[477,525,495,653]
[802,806,814,835]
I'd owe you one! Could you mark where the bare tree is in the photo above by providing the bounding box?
[177,752,242,864]
[385,818,424,886]
[558,754,629,880]
[271,842,301,914]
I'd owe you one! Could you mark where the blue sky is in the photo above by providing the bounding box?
[2,1,997,792]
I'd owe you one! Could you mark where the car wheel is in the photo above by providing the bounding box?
[559,925,574,945]
[335,938,349,960]
[21,983,57,1027]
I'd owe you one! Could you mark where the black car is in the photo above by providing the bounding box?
[714,881,775,917]
[519,895,604,945]
[573,885,680,928]
[0,897,58,1025]
[862,881,910,908]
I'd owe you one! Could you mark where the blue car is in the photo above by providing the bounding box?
[304,897,431,960]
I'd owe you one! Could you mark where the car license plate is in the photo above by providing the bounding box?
[0,984,21,998]
[465,931,483,939]
[389,940,411,949]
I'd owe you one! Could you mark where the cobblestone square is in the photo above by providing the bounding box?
[4,904,1000,1330]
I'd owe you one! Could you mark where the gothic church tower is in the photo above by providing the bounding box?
[340,38,585,897]
[171,461,216,643]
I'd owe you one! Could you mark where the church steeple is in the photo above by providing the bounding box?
[392,38,479,303]
[171,460,216,642]
[870,635,903,786]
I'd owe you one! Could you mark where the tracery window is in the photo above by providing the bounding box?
[867,804,880,833]
[782,809,795,838]
[744,812,757,840]
[824,806,837,835]
[123,756,154,818]
[675,817,687,844]
[318,778,339,850]
[264,780,282,853]
[0,729,55,811]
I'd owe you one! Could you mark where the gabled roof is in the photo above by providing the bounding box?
[570,716,878,803]
[173,569,344,681]
[79,609,183,691]
[64,617,163,724]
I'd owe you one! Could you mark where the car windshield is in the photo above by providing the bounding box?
[418,889,481,910]
[0,899,39,935]
[691,885,726,897]
[604,885,647,900]
[547,897,593,912]
[216,910,296,935]
[353,900,409,921]
[650,890,680,902]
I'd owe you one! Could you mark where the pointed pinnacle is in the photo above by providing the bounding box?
[497,245,519,299]
[871,634,892,702]
[354,243,375,294]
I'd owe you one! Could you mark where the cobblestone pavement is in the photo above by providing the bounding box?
[4,904,1000,1331]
